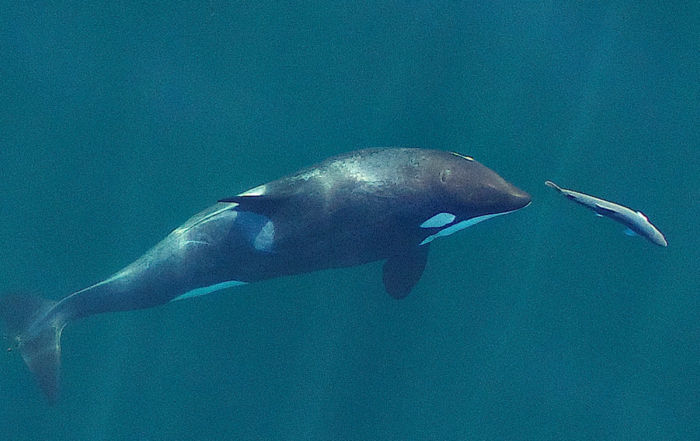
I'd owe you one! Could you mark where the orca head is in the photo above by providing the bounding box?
[436,152,531,217]
[417,151,530,245]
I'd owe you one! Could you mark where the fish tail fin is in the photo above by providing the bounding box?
[544,180,562,192]
[0,292,65,404]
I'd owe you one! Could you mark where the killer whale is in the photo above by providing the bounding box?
[0,148,530,402]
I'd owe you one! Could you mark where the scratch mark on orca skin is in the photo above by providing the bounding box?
[183,240,211,247]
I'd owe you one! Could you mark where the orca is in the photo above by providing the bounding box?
[0,148,530,402]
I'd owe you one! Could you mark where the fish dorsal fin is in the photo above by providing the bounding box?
[218,194,291,217]
[593,203,617,217]
[382,245,430,299]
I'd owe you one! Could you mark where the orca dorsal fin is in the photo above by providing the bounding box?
[382,245,430,299]
[218,194,291,217]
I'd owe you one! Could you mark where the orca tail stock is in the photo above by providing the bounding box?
[0,292,65,404]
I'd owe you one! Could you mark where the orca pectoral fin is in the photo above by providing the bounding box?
[218,194,289,217]
[623,227,637,236]
[382,245,430,299]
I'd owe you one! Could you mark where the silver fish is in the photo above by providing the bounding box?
[545,180,667,247]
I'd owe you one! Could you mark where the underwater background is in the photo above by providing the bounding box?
[1,2,698,440]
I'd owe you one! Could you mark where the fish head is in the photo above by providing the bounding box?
[635,211,668,247]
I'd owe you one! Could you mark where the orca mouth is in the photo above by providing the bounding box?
[509,187,532,210]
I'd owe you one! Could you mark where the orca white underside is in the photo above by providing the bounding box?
[419,209,521,245]
[420,212,456,228]
[253,220,275,252]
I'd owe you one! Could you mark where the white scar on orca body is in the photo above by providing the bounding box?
[173,204,239,235]
[171,280,248,302]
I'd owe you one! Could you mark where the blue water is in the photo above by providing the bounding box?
[1,2,698,440]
